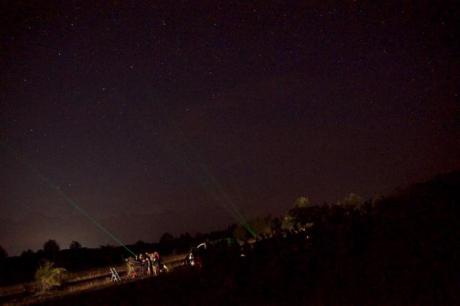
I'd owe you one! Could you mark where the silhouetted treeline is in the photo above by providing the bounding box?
[0,228,232,286]
[235,170,460,304]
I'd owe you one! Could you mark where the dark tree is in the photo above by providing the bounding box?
[20,249,35,258]
[287,201,319,227]
[43,240,60,254]
[135,240,146,247]
[271,217,282,233]
[0,245,7,259]
[133,240,146,252]
[159,232,174,244]
[69,241,82,250]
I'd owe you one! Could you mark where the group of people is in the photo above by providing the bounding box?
[126,251,164,279]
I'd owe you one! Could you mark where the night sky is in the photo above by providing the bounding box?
[1,1,459,255]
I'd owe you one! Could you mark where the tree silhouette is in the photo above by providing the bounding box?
[43,240,60,257]
[232,217,273,241]
[0,245,7,259]
[69,241,82,250]
[269,217,282,236]
[159,232,174,244]
[250,216,273,237]
[281,214,295,231]
[294,196,311,208]
[20,249,34,258]
[287,196,320,228]
[233,224,250,241]
[337,193,363,210]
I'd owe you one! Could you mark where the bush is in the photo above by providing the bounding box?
[35,261,66,292]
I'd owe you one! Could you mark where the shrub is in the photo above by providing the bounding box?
[35,261,66,292]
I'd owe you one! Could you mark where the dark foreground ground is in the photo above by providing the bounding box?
[38,231,459,306]
[23,172,460,305]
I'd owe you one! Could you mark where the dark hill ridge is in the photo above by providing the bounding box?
[347,170,460,304]
[394,170,460,205]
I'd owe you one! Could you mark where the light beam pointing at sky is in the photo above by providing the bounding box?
[1,141,137,257]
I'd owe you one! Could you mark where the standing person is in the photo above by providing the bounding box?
[148,253,157,276]
[145,252,153,276]
[138,253,146,276]
[152,251,160,276]
[126,257,137,279]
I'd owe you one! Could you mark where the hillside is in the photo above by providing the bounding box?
[26,171,460,305]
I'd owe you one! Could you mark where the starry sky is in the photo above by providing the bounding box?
[1,1,459,255]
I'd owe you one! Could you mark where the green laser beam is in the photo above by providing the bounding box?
[155,102,257,238]
[161,137,248,228]
[1,142,137,257]
[197,162,257,238]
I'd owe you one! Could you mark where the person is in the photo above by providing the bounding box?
[152,251,160,276]
[126,257,137,279]
[148,252,157,276]
[139,253,147,276]
[145,252,153,275]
